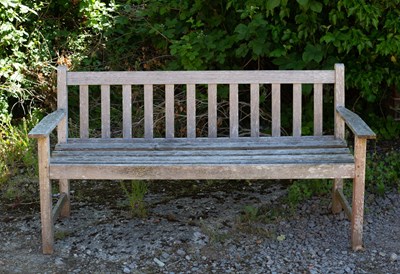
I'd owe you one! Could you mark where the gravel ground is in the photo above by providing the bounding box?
[0,180,399,274]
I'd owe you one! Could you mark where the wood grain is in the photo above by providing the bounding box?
[67,70,336,85]
[165,84,175,138]
[101,85,111,138]
[57,66,68,143]
[272,84,281,137]
[79,85,89,138]
[250,84,259,137]
[122,85,132,138]
[208,84,217,138]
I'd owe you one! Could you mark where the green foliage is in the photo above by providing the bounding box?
[0,111,40,184]
[366,151,400,195]
[287,179,331,207]
[132,0,400,137]
[120,180,148,218]
[0,0,118,186]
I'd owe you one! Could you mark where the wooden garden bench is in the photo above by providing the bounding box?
[29,64,375,254]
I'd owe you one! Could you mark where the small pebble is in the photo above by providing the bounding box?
[153,258,165,268]
[123,266,130,273]
[379,252,386,257]
[390,253,398,261]
[177,249,186,256]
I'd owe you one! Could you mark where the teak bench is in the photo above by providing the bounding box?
[29,64,376,254]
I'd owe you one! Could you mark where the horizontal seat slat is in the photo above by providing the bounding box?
[57,136,347,151]
[49,163,354,180]
[51,153,354,164]
[52,147,351,157]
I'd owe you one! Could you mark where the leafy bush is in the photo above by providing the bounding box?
[132,0,400,137]
[366,151,400,194]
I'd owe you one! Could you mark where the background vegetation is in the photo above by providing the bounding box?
[1,0,399,201]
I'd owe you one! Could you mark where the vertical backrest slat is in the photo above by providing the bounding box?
[229,84,239,138]
[79,85,89,138]
[101,85,111,138]
[250,83,259,137]
[57,66,68,143]
[313,83,323,136]
[293,84,302,137]
[334,64,345,140]
[122,85,132,138]
[165,84,175,138]
[208,84,217,138]
[187,84,196,138]
[271,84,281,137]
[144,84,153,139]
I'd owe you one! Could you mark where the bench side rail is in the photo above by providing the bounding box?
[61,66,343,139]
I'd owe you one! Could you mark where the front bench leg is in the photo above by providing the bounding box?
[351,137,367,251]
[38,137,54,254]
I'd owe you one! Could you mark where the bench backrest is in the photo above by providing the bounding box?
[57,64,345,142]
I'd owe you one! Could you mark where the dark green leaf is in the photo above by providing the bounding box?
[266,0,281,11]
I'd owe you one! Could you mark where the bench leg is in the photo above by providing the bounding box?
[59,179,70,217]
[38,137,54,254]
[332,178,343,213]
[351,137,367,251]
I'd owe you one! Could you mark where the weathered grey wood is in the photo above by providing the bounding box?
[59,179,70,217]
[336,106,376,139]
[272,84,281,137]
[79,85,89,138]
[67,70,336,85]
[332,178,344,214]
[122,85,132,138]
[51,153,354,165]
[31,64,377,254]
[57,66,68,143]
[65,135,342,144]
[53,147,352,157]
[187,84,196,138]
[334,64,345,140]
[28,110,66,138]
[165,84,175,138]
[314,83,323,136]
[293,84,302,137]
[144,84,153,139]
[52,192,68,221]
[250,84,259,137]
[57,136,348,151]
[101,85,111,138]
[50,163,354,180]
[335,188,352,220]
[208,84,217,138]
[230,84,239,138]
[38,137,54,254]
[351,137,367,251]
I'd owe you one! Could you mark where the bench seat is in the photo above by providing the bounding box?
[49,136,354,180]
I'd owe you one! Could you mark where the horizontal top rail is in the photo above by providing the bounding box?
[67,70,335,85]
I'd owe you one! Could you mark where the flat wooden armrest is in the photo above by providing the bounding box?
[28,110,66,138]
[336,106,376,139]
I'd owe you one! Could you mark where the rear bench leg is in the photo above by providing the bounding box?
[38,137,54,254]
[351,137,367,251]
[59,179,70,217]
[332,178,343,213]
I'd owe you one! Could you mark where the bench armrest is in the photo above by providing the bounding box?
[336,106,376,139]
[28,110,66,138]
